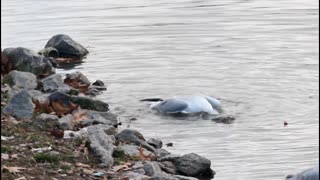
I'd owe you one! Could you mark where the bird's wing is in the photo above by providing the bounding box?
[204,96,222,112]
[154,98,188,113]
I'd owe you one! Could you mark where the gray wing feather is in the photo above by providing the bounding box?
[154,98,188,113]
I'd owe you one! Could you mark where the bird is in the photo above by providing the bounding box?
[141,95,222,116]
[286,165,319,180]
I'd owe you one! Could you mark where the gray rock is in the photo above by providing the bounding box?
[5,47,55,77]
[158,161,177,175]
[147,138,163,149]
[34,113,59,130]
[45,34,89,59]
[121,172,149,180]
[159,154,181,162]
[58,114,74,130]
[63,125,116,139]
[28,90,50,104]
[116,144,154,158]
[64,71,91,85]
[116,129,156,153]
[211,115,235,124]
[80,110,117,127]
[175,153,214,179]
[155,149,171,159]
[143,161,162,176]
[150,173,179,180]
[3,90,34,120]
[3,70,37,89]
[41,74,71,93]
[86,125,114,168]
[173,175,199,180]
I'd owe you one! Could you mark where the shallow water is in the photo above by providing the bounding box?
[1,0,319,179]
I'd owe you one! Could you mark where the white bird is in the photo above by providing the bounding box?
[286,165,319,180]
[141,95,222,115]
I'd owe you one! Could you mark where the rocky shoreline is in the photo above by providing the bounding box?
[1,35,215,180]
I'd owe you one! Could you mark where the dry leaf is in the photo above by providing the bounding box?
[2,166,27,174]
[32,98,51,114]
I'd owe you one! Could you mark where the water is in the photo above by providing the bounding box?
[1,0,319,179]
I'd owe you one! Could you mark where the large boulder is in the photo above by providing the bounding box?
[115,129,156,153]
[3,70,37,89]
[45,34,89,59]
[5,47,55,77]
[175,153,215,179]
[3,90,34,120]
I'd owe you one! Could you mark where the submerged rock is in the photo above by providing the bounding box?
[45,34,89,59]
[3,90,34,120]
[5,47,55,77]
[3,70,37,90]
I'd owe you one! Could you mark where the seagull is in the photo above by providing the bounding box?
[286,165,319,180]
[141,95,223,116]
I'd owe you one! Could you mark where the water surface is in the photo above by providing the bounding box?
[1,0,319,179]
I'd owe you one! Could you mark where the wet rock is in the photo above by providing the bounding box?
[211,115,235,124]
[33,113,59,130]
[84,88,100,96]
[92,80,104,87]
[115,129,156,153]
[48,91,109,112]
[5,47,55,77]
[64,71,90,85]
[158,161,177,175]
[3,70,37,89]
[3,90,33,120]
[86,125,114,168]
[80,110,117,127]
[70,95,109,112]
[41,74,71,93]
[147,138,163,149]
[155,149,171,159]
[115,144,154,158]
[143,161,162,176]
[173,175,199,180]
[58,114,74,130]
[150,172,179,180]
[45,34,89,59]
[175,153,215,179]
